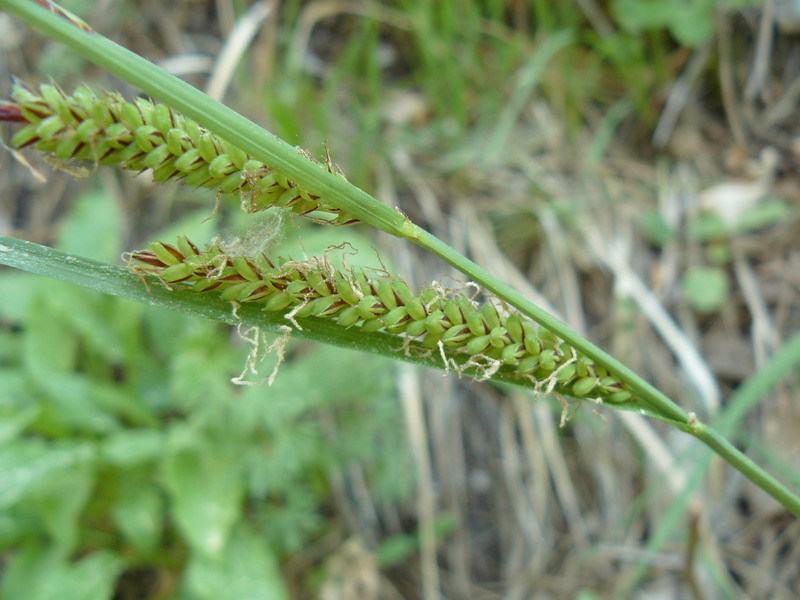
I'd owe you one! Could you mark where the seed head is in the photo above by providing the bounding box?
[128,236,632,403]
[5,81,358,225]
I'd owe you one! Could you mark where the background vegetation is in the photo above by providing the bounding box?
[1,0,798,598]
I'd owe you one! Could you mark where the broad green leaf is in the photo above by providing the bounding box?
[32,373,122,434]
[0,371,38,442]
[100,429,164,467]
[45,285,127,364]
[28,461,94,554]
[0,272,39,323]
[184,526,288,600]
[163,440,244,556]
[23,293,78,377]
[0,441,93,509]
[111,480,163,554]
[1,544,122,600]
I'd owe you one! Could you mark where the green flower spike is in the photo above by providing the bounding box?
[129,236,633,403]
[5,81,358,225]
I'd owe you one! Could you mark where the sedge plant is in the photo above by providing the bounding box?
[0,0,798,519]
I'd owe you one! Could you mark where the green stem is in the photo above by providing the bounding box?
[685,420,800,517]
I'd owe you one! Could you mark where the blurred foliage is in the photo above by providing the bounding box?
[0,0,782,597]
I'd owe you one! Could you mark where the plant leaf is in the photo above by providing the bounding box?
[163,439,244,556]
[184,526,288,600]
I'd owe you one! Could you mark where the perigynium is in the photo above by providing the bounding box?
[128,236,632,403]
[2,81,358,225]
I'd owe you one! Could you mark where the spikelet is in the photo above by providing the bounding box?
[128,237,632,403]
[3,81,358,225]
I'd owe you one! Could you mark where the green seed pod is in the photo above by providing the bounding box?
[191,278,221,293]
[504,314,524,344]
[555,364,577,383]
[501,343,525,364]
[522,325,542,355]
[76,118,101,142]
[151,161,180,183]
[391,279,414,305]
[604,390,632,403]
[381,306,410,328]
[425,310,448,335]
[598,377,623,393]
[220,281,264,301]
[442,299,463,326]
[441,324,472,347]
[312,296,346,318]
[173,148,203,173]
[120,101,144,130]
[54,135,82,160]
[481,302,500,330]
[538,349,557,372]
[466,311,486,337]
[264,291,294,312]
[105,122,133,149]
[405,297,427,321]
[539,328,560,350]
[515,354,540,374]
[488,326,508,348]
[376,280,398,310]
[356,295,383,320]
[285,280,313,302]
[360,318,386,333]
[182,164,213,187]
[571,377,599,397]
[176,236,200,258]
[10,125,38,148]
[575,357,596,379]
[421,331,443,349]
[196,133,219,163]
[134,125,162,152]
[152,103,173,133]
[150,242,183,266]
[232,256,260,282]
[143,144,171,169]
[221,139,248,170]
[419,288,439,310]
[353,272,373,297]
[208,154,236,178]
[465,335,491,355]
[166,128,189,156]
[334,279,361,305]
[160,262,196,283]
[219,171,245,193]
[39,84,66,114]
[35,114,65,140]
[182,118,201,145]
[337,306,361,328]
[405,319,428,338]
